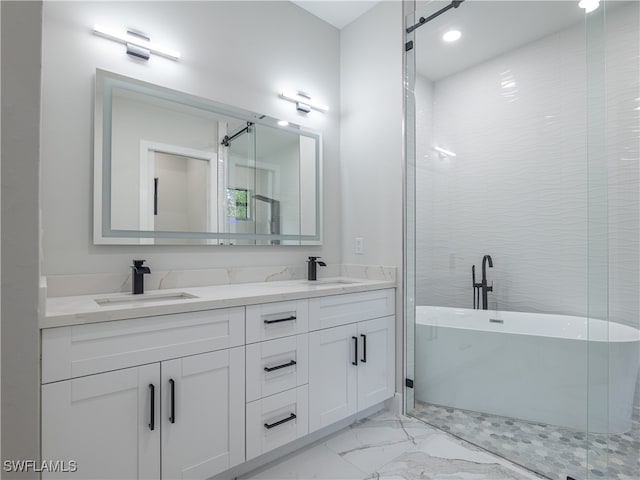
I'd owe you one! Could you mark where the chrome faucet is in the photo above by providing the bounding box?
[481,255,493,310]
[131,260,151,294]
[307,256,326,281]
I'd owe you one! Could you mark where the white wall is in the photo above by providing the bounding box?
[1,1,42,473]
[340,1,403,268]
[41,1,341,275]
[415,3,639,330]
[340,1,404,391]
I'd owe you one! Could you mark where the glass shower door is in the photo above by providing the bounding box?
[404,1,638,478]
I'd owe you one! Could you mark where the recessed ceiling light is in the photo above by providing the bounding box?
[277,120,289,126]
[578,0,600,13]
[442,30,462,42]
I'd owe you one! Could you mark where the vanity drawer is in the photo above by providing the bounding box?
[246,385,309,461]
[246,300,309,343]
[246,334,308,402]
[308,288,395,331]
[41,307,245,384]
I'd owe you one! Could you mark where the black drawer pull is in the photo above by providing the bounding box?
[264,413,297,430]
[361,334,367,363]
[264,360,297,372]
[148,384,155,431]
[169,379,176,424]
[263,315,297,325]
[352,336,358,366]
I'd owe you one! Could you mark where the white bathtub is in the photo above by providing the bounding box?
[415,306,640,434]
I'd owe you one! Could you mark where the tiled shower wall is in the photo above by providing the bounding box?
[415,3,639,331]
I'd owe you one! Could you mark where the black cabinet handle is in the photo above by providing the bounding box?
[264,413,297,430]
[148,384,155,431]
[169,379,176,424]
[361,334,367,363]
[263,315,297,325]
[352,336,358,366]
[264,360,297,372]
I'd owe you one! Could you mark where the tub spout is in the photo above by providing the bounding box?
[481,255,493,310]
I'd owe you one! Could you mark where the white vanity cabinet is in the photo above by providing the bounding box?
[308,289,395,432]
[41,285,396,479]
[41,308,246,480]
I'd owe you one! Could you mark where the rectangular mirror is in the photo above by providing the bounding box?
[94,70,322,245]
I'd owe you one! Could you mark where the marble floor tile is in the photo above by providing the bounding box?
[243,410,543,480]
[323,413,436,474]
[241,443,367,480]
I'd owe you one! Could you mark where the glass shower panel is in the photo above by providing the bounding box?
[585,3,609,477]
[402,1,639,478]
[404,10,417,415]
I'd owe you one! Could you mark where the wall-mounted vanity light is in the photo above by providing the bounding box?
[280,91,329,113]
[93,24,181,60]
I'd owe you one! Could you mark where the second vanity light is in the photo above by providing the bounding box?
[93,24,181,60]
[280,91,329,113]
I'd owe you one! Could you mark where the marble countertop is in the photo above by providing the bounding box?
[42,277,396,329]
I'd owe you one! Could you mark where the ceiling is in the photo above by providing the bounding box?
[290,0,382,29]
[413,1,593,81]
[290,1,620,82]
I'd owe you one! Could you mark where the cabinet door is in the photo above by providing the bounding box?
[357,316,395,410]
[42,364,160,479]
[308,324,358,432]
[161,347,245,479]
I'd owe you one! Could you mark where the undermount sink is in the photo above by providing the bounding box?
[303,279,361,286]
[95,292,199,307]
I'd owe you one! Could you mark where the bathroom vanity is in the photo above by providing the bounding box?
[40,279,396,479]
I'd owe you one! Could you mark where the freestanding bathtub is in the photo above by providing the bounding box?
[415,306,640,434]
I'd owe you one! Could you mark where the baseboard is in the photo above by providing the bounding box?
[215,402,387,480]
[385,391,403,416]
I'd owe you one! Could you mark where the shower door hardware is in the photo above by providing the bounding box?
[220,121,254,147]
[360,334,367,363]
[168,378,175,424]
[405,378,414,388]
[405,40,414,52]
[264,315,297,325]
[406,0,465,34]
[352,336,358,366]
[264,360,297,372]
[148,384,155,431]
[264,413,297,430]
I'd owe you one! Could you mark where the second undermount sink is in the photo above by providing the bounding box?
[303,279,361,286]
[95,291,199,307]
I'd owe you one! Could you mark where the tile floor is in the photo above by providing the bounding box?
[412,401,640,480]
[242,410,544,480]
